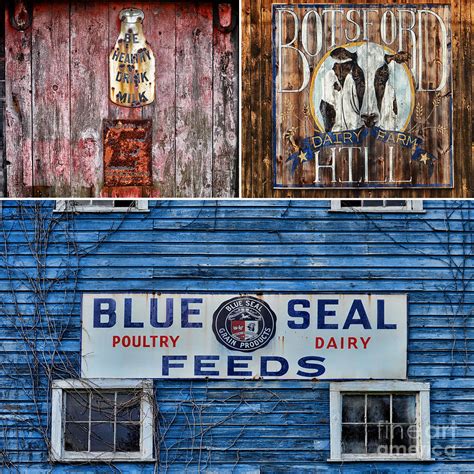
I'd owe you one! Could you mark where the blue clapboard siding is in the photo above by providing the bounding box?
[0,200,473,472]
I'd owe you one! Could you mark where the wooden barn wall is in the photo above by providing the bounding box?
[0,200,473,471]
[4,1,238,198]
[0,7,4,197]
[241,0,473,198]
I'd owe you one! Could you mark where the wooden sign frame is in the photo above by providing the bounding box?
[272,4,453,190]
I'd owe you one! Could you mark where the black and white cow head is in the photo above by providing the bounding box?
[319,43,411,132]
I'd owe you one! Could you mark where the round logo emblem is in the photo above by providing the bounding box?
[212,296,277,352]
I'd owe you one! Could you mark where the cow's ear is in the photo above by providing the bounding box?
[330,47,357,62]
[385,51,411,64]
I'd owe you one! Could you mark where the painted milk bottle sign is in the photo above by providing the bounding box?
[272,4,452,189]
[109,8,155,107]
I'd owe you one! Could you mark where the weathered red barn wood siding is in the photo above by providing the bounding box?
[32,2,71,197]
[4,4,32,197]
[241,0,473,198]
[4,0,238,198]
[142,2,177,197]
[0,9,5,196]
[212,3,239,197]
[70,1,109,197]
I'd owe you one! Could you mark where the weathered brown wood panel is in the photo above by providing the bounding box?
[241,0,473,198]
[4,0,239,198]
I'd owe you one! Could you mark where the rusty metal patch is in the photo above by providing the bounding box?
[103,119,153,187]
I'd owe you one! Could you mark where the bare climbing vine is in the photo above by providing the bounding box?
[354,200,473,375]
[0,200,472,471]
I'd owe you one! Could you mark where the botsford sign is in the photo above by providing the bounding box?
[81,293,407,380]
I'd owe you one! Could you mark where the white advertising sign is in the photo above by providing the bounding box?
[81,293,407,380]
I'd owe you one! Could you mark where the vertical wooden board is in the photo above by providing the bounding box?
[212,4,238,198]
[31,2,71,196]
[141,2,177,198]
[4,8,32,197]
[459,0,473,196]
[70,1,109,197]
[260,0,273,197]
[241,0,253,198]
[175,2,213,197]
[249,0,263,198]
[107,2,144,121]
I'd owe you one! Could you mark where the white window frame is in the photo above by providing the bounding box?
[330,200,424,213]
[50,379,154,463]
[55,200,149,213]
[329,381,431,462]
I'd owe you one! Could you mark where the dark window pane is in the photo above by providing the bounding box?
[393,395,416,424]
[89,200,114,207]
[362,200,384,207]
[341,200,362,207]
[91,392,115,422]
[341,424,365,454]
[90,423,114,452]
[367,424,390,454]
[116,424,140,452]
[386,200,407,207]
[392,424,417,454]
[367,395,390,423]
[65,391,89,421]
[114,200,136,208]
[342,394,365,422]
[64,423,89,451]
[116,392,140,422]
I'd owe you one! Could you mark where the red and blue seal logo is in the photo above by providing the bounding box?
[212,296,277,352]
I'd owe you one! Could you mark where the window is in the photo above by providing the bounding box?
[329,381,431,462]
[51,379,154,462]
[55,200,149,212]
[330,200,424,212]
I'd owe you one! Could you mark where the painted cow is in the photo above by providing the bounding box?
[319,43,411,132]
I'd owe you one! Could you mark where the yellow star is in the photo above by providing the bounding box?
[298,150,308,163]
[420,153,430,164]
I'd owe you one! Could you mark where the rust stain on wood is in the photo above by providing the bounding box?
[103,119,152,187]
